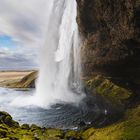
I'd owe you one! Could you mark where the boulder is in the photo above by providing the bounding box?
[0,112,19,127]
[21,124,30,130]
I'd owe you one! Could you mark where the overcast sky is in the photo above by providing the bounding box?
[0,0,48,70]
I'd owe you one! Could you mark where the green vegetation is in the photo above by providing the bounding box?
[81,105,140,140]
[0,104,140,140]
[0,111,82,140]
[85,75,132,106]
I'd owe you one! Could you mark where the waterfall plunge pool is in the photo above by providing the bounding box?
[0,87,123,130]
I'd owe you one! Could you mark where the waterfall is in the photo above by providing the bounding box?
[35,0,85,107]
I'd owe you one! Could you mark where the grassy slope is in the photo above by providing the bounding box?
[82,105,140,140]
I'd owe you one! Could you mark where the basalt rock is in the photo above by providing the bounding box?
[77,0,140,97]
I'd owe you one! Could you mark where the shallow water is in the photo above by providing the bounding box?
[0,88,122,129]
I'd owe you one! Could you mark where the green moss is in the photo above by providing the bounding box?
[0,138,10,140]
[83,75,139,139]
[65,130,81,139]
[45,128,64,139]
[85,75,132,106]
[0,100,139,140]
[21,124,30,130]
[81,105,140,140]
[30,124,41,131]
[0,129,7,138]
[0,106,139,140]
[0,112,19,128]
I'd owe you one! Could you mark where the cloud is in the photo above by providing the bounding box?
[0,55,37,70]
[0,46,38,70]
[0,0,48,70]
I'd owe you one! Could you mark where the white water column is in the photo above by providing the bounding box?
[35,0,85,107]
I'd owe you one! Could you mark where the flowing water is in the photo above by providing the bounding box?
[0,88,122,129]
[35,0,85,107]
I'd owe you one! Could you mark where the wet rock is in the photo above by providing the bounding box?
[65,130,81,140]
[0,130,7,138]
[81,105,140,140]
[78,121,86,127]
[21,124,30,130]
[67,137,82,140]
[85,75,132,106]
[7,137,18,140]
[0,112,19,127]
[45,128,64,139]
[30,124,41,131]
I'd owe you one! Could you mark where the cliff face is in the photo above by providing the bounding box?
[77,0,140,93]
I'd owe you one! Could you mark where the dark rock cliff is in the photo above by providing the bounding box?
[77,0,140,98]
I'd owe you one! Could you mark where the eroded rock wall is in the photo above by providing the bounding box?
[77,0,140,93]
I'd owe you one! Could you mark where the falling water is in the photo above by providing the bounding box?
[35,0,85,107]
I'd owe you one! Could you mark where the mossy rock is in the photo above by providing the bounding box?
[45,128,64,139]
[0,112,19,128]
[30,124,41,131]
[21,124,30,130]
[85,75,132,106]
[81,105,140,140]
[0,138,11,140]
[0,129,7,138]
[0,112,65,140]
[65,130,81,140]
[0,108,139,140]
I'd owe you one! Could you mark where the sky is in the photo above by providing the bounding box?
[0,0,48,70]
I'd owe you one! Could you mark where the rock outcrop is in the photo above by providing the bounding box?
[85,75,132,107]
[77,0,140,97]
